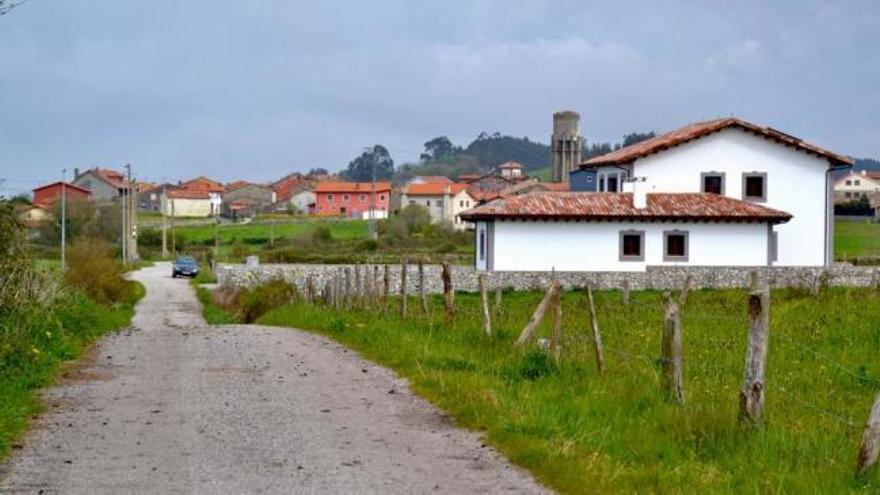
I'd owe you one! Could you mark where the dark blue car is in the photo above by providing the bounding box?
[172,257,200,278]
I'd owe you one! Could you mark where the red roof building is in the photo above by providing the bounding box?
[32,181,91,207]
[314,182,391,218]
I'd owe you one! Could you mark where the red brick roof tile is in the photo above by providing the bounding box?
[459,192,792,224]
[582,117,852,167]
[314,182,391,193]
[404,183,470,196]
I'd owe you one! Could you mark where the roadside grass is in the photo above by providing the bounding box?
[0,282,144,460]
[256,286,880,493]
[836,218,880,261]
[195,286,237,325]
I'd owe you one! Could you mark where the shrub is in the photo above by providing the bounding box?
[312,225,333,244]
[64,238,135,305]
[235,278,299,323]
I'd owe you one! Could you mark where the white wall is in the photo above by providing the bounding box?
[490,220,769,272]
[630,128,829,266]
[161,197,213,217]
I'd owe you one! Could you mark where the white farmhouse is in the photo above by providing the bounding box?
[461,117,852,271]
[161,190,214,218]
[401,183,476,230]
[582,118,851,267]
[461,188,791,272]
[834,170,880,202]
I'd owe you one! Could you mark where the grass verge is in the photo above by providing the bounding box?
[0,281,144,460]
[256,286,880,493]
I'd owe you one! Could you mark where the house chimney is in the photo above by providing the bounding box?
[631,177,647,209]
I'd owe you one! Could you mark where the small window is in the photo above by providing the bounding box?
[380,195,386,201]
[459,200,464,207]
[479,230,486,261]
[359,194,367,202]
[326,194,334,201]
[426,200,431,207]
[598,176,605,191]
[701,172,725,195]
[619,230,644,261]
[586,176,593,183]
[845,192,852,198]
[663,230,689,262]
[343,194,350,202]
[742,172,767,202]
[846,180,853,186]
[437,200,443,207]
[607,176,619,193]
[856,180,861,186]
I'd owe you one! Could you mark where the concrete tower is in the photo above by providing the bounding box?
[551,111,583,183]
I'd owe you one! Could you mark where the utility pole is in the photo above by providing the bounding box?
[121,171,127,264]
[61,168,66,273]
[126,164,138,262]
[369,153,378,240]
[161,182,168,258]
[171,200,176,255]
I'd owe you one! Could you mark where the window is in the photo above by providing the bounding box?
[598,176,605,191]
[426,200,431,207]
[459,200,464,207]
[701,172,725,195]
[742,172,767,202]
[479,230,486,261]
[846,180,853,186]
[326,194,334,201]
[380,194,386,201]
[343,194,350,202]
[663,230,689,262]
[436,200,443,207]
[856,180,861,186]
[769,230,779,263]
[846,192,852,198]
[359,194,367,202]
[607,176,619,192]
[619,230,644,261]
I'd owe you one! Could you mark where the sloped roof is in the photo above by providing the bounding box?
[166,190,212,200]
[182,176,225,193]
[314,182,392,193]
[460,192,792,224]
[498,161,524,169]
[408,175,454,185]
[404,183,470,196]
[33,181,91,195]
[582,117,852,167]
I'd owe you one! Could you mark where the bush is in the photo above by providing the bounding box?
[64,238,136,305]
[235,278,299,323]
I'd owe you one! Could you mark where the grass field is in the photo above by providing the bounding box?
[252,286,880,493]
[835,218,880,261]
[172,218,368,244]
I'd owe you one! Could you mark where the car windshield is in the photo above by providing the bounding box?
[175,258,197,266]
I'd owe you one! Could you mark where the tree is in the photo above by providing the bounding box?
[420,136,457,163]
[622,132,656,147]
[341,145,394,182]
[307,167,329,176]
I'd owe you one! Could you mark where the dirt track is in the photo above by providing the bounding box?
[0,262,545,494]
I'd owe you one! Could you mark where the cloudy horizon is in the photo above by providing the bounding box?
[1,0,878,194]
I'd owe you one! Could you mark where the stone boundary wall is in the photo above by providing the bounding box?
[215,263,880,293]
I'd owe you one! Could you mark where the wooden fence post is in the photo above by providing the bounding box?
[373,265,380,308]
[400,259,408,318]
[515,282,558,347]
[749,270,760,291]
[494,287,503,314]
[740,289,770,425]
[441,262,454,320]
[622,279,631,306]
[479,274,491,336]
[661,292,684,404]
[383,264,390,310]
[418,259,429,316]
[679,274,693,307]
[305,276,314,304]
[550,284,563,364]
[586,285,606,374]
[354,264,362,307]
[344,266,353,309]
[857,392,880,476]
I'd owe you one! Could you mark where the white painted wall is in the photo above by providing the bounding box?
[626,128,829,266]
[490,220,769,272]
[290,190,316,213]
[161,197,213,217]
[835,172,880,194]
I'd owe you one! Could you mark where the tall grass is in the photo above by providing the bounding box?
[255,286,880,493]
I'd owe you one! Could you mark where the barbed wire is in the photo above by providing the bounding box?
[777,385,857,429]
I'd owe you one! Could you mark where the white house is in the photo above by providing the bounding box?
[461,188,791,272]
[161,190,214,217]
[579,117,852,267]
[289,187,316,214]
[834,170,880,202]
[401,182,476,230]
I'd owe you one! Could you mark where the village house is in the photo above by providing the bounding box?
[221,182,276,218]
[19,204,50,228]
[462,117,852,271]
[32,181,91,207]
[834,170,880,203]
[179,176,225,215]
[289,185,316,215]
[162,189,214,217]
[314,182,391,219]
[71,167,129,203]
[400,182,476,230]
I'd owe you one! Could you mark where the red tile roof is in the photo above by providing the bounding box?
[582,117,853,168]
[225,180,252,191]
[314,182,391,193]
[32,181,91,195]
[409,175,453,184]
[498,161,524,169]
[181,176,225,193]
[459,192,792,224]
[404,183,470,196]
[166,190,211,200]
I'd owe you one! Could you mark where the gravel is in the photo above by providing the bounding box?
[0,262,547,494]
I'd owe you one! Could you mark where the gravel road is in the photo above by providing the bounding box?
[0,263,546,494]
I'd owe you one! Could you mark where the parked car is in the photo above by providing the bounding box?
[172,257,200,278]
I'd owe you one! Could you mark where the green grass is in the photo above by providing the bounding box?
[530,166,552,181]
[195,286,236,324]
[0,281,144,460]
[257,286,880,493]
[173,218,368,245]
[836,218,880,260]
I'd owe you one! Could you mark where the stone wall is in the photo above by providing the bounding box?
[215,262,880,293]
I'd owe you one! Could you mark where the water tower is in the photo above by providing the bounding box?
[551,111,583,183]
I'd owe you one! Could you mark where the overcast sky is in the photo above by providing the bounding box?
[1,0,878,194]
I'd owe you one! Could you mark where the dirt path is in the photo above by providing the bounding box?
[0,263,546,494]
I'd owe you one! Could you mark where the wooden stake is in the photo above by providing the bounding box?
[354,264,362,307]
[441,262,454,320]
[515,282,558,347]
[679,274,693,307]
[740,289,770,425]
[586,285,605,374]
[418,259,428,316]
[661,292,684,404]
[494,286,503,314]
[749,270,760,291]
[622,279,631,306]
[550,284,563,363]
[857,392,880,476]
[373,265,380,307]
[383,264,390,310]
[400,259,408,318]
[344,267,353,309]
[479,274,491,336]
